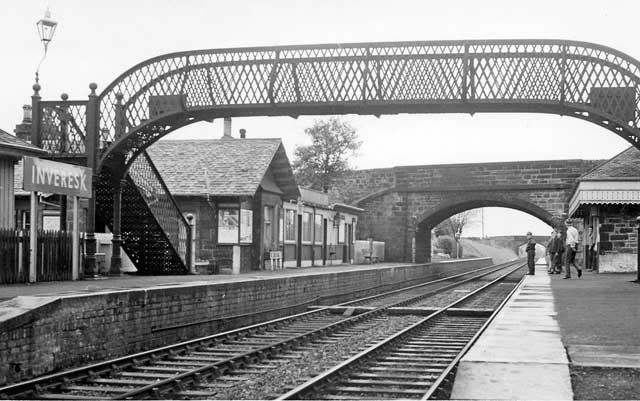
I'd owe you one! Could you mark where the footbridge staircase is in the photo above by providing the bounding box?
[33,99,189,274]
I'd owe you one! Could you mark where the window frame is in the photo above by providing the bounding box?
[284,208,297,243]
[302,211,313,243]
[239,208,253,243]
[314,213,323,244]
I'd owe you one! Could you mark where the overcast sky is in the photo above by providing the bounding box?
[2,0,638,237]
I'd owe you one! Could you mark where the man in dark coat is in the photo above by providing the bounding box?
[526,231,536,275]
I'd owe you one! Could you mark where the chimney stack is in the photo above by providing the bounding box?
[14,104,33,143]
[222,117,232,138]
[239,128,246,139]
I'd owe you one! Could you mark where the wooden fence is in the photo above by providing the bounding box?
[0,229,81,284]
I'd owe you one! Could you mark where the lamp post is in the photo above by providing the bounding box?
[35,6,58,84]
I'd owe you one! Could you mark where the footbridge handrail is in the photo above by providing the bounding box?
[93,39,640,165]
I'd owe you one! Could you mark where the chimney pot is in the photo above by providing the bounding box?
[22,105,32,123]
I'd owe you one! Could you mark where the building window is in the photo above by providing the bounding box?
[240,209,253,243]
[338,220,345,244]
[218,209,239,243]
[314,214,323,244]
[285,209,296,241]
[302,212,312,242]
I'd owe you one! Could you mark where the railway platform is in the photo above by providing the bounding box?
[0,262,408,302]
[451,262,639,400]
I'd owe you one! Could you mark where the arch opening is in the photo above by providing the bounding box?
[413,199,557,264]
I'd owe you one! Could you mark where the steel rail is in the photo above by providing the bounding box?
[112,262,523,400]
[0,262,518,400]
[421,271,526,400]
[342,259,522,307]
[276,262,525,400]
[350,259,524,309]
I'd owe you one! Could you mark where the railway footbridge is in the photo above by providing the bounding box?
[28,39,640,273]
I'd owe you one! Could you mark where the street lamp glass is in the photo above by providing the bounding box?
[36,8,57,47]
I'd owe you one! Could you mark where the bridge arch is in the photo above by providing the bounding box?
[416,196,557,231]
[413,196,556,264]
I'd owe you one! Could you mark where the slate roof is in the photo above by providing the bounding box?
[147,138,299,199]
[579,146,640,180]
[0,128,45,157]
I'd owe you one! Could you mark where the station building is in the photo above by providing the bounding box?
[569,146,640,273]
[148,127,361,273]
[0,128,46,229]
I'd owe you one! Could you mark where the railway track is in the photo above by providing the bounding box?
[278,265,525,400]
[0,261,523,400]
[341,260,521,308]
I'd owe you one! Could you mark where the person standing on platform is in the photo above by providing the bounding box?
[525,231,536,275]
[552,229,564,274]
[586,226,597,272]
[546,229,560,274]
[564,219,583,279]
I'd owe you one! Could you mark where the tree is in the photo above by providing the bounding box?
[292,117,362,193]
[435,210,479,238]
[434,210,479,258]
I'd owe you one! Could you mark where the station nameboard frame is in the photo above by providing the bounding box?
[22,156,92,198]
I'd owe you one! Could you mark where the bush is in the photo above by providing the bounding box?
[435,235,455,256]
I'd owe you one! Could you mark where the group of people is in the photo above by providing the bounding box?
[525,218,583,279]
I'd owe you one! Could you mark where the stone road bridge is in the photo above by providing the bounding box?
[331,158,601,262]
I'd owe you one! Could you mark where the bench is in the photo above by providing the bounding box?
[269,251,282,270]
[362,249,378,264]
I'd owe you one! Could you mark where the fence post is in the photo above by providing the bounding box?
[18,230,24,278]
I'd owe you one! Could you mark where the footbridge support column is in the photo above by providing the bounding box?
[84,83,99,277]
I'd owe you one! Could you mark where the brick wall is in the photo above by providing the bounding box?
[0,258,491,385]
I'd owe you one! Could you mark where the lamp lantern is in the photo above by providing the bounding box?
[35,6,58,83]
[37,7,58,50]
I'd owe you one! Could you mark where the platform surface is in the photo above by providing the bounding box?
[451,264,639,400]
[0,262,411,301]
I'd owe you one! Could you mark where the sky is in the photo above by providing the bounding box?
[2,0,638,237]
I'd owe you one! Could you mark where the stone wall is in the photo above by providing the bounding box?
[331,159,601,262]
[598,205,640,273]
[0,258,491,386]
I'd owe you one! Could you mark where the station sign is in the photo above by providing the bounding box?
[22,156,92,198]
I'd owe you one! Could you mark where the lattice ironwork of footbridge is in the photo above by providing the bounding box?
[30,39,640,274]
